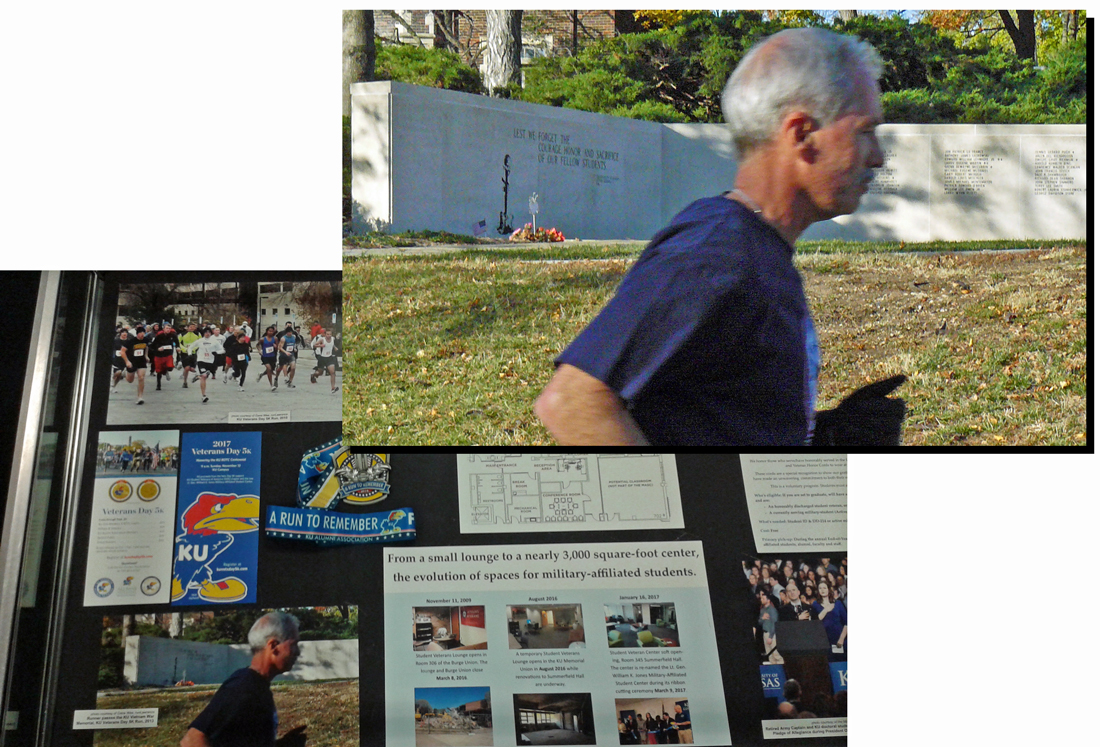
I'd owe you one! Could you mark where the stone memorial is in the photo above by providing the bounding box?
[123,635,360,686]
[351,81,1085,242]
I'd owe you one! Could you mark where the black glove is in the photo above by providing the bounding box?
[811,374,907,446]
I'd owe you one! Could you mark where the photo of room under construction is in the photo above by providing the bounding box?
[604,602,679,648]
[506,604,586,649]
[513,692,596,745]
[415,686,493,747]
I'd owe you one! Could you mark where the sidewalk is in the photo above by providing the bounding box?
[105,351,342,425]
[343,239,647,258]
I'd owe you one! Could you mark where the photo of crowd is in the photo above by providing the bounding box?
[96,430,179,476]
[106,281,342,425]
[745,556,847,666]
[95,433,179,473]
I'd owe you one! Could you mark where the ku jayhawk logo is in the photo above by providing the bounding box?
[380,509,409,535]
[171,492,259,603]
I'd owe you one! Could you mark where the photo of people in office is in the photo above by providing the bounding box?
[604,603,679,648]
[506,604,586,649]
[615,698,693,744]
[412,606,488,652]
[513,693,596,745]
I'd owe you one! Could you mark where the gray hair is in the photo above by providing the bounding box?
[721,27,883,157]
[247,610,300,652]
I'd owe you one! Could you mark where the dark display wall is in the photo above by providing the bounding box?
[41,272,843,746]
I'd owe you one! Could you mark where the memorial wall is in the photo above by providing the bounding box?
[352,81,1085,242]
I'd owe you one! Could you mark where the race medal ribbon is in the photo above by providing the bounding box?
[266,442,413,545]
[266,505,415,546]
[298,443,391,509]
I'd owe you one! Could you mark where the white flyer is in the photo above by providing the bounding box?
[456,454,683,534]
[739,455,847,553]
[384,540,729,746]
[83,430,178,606]
[73,709,158,729]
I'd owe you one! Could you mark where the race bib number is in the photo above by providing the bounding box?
[133,348,145,357]
[237,354,246,361]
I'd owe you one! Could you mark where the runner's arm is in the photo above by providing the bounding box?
[534,364,649,445]
[180,728,211,747]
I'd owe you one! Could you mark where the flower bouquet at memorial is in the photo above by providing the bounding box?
[509,223,565,242]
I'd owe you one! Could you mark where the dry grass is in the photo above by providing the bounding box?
[342,244,1086,446]
[93,680,359,747]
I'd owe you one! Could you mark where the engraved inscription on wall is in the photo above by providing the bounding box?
[1033,150,1084,196]
[512,127,621,184]
[867,149,899,195]
[943,150,1005,195]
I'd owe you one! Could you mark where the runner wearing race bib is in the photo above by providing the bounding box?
[185,327,226,404]
[310,329,340,395]
[276,330,299,389]
[179,322,201,388]
[110,329,130,393]
[255,327,280,391]
[223,331,252,391]
[151,325,177,390]
[120,326,152,405]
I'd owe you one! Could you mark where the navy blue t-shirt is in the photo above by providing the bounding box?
[557,195,818,445]
[189,667,277,747]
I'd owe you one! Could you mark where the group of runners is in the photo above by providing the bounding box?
[111,319,341,405]
[98,445,179,473]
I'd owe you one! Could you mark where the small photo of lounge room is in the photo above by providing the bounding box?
[507,604,586,649]
[604,603,679,648]
[513,693,596,745]
[412,605,488,652]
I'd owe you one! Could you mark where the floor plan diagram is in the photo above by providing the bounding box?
[457,454,683,534]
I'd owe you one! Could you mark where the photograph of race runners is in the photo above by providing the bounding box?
[614,697,693,744]
[94,606,359,747]
[106,280,342,425]
[415,686,493,747]
[96,430,180,476]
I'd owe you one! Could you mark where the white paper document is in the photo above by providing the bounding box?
[739,455,847,553]
[384,540,730,746]
[72,708,158,729]
[456,454,683,534]
[83,431,179,606]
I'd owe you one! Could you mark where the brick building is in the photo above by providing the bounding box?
[374,10,632,72]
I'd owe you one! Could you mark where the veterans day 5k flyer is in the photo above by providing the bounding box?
[83,431,179,606]
[171,432,261,605]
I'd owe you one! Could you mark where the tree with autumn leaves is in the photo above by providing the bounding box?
[515,10,1086,125]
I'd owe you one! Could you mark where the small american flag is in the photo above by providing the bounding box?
[472,219,487,237]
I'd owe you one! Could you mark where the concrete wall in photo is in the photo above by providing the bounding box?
[123,636,359,687]
[352,82,1085,242]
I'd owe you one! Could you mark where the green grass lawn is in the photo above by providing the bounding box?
[342,241,1086,446]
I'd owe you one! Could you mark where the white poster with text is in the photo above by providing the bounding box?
[739,455,847,553]
[384,541,729,746]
